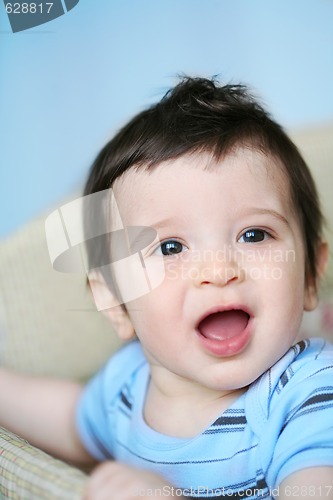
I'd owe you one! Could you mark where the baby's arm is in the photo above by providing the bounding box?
[278,467,333,499]
[84,461,185,500]
[0,368,183,500]
[0,367,94,466]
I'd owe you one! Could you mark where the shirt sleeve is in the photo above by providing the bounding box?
[273,388,333,485]
[76,363,116,461]
[76,340,144,462]
[265,341,333,486]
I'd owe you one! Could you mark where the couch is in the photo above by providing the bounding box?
[0,206,123,498]
[0,123,332,498]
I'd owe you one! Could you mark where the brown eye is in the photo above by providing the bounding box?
[239,229,267,243]
[161,240,184,255]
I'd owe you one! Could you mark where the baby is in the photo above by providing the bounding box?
[1,77,332,499]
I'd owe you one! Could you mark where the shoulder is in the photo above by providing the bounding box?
[275,337,333,393]
[282,337,333,373]
[271,337,333,419]
[246,338,333,427]
[79,340,147,414]
[246,339,333,486]
[103,340,146,373]
[95,340,147,396]
[76,340,147,460]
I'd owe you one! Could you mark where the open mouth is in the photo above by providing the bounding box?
[197,309,250,342]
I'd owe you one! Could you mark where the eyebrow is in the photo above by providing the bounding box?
[145,210,290,231]
[147,218,180,230]
[245,208,290,227]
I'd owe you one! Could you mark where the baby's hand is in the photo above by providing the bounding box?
[84,461,184,500]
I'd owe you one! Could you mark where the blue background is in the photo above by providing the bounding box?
[1,0,333,237]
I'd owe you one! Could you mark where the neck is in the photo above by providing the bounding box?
[144,365,246,438]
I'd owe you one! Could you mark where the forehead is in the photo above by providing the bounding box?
[112,149,293,224]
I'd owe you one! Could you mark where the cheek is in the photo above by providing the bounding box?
[248,240,305,289]
[127,285,170,335]
[258,257,306,326]
[127,281,180,334]
[280,246,307,294]
[110,253,166,305]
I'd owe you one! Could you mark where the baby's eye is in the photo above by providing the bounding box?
[238,229,270,243]
[159,240,188,256]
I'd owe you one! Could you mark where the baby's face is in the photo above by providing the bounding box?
[112,149,315,392]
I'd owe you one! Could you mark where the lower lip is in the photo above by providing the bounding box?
[195,320,252,357]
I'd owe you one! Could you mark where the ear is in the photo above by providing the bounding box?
[304,241,329,312]
[87,271,135,341]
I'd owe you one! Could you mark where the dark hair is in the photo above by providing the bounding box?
[84,76,324,286]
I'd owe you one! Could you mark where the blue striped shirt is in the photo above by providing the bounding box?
[77,338,333,499]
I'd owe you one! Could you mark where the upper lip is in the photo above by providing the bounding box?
[195,304,253,331]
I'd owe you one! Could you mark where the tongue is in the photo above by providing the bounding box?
[198,310,249,341]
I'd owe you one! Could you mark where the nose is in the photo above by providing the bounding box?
[191,250,242,288]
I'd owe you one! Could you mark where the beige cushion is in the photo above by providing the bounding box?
[290,123,333,296]
[0,203,122,381]
[0,426,87,499]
